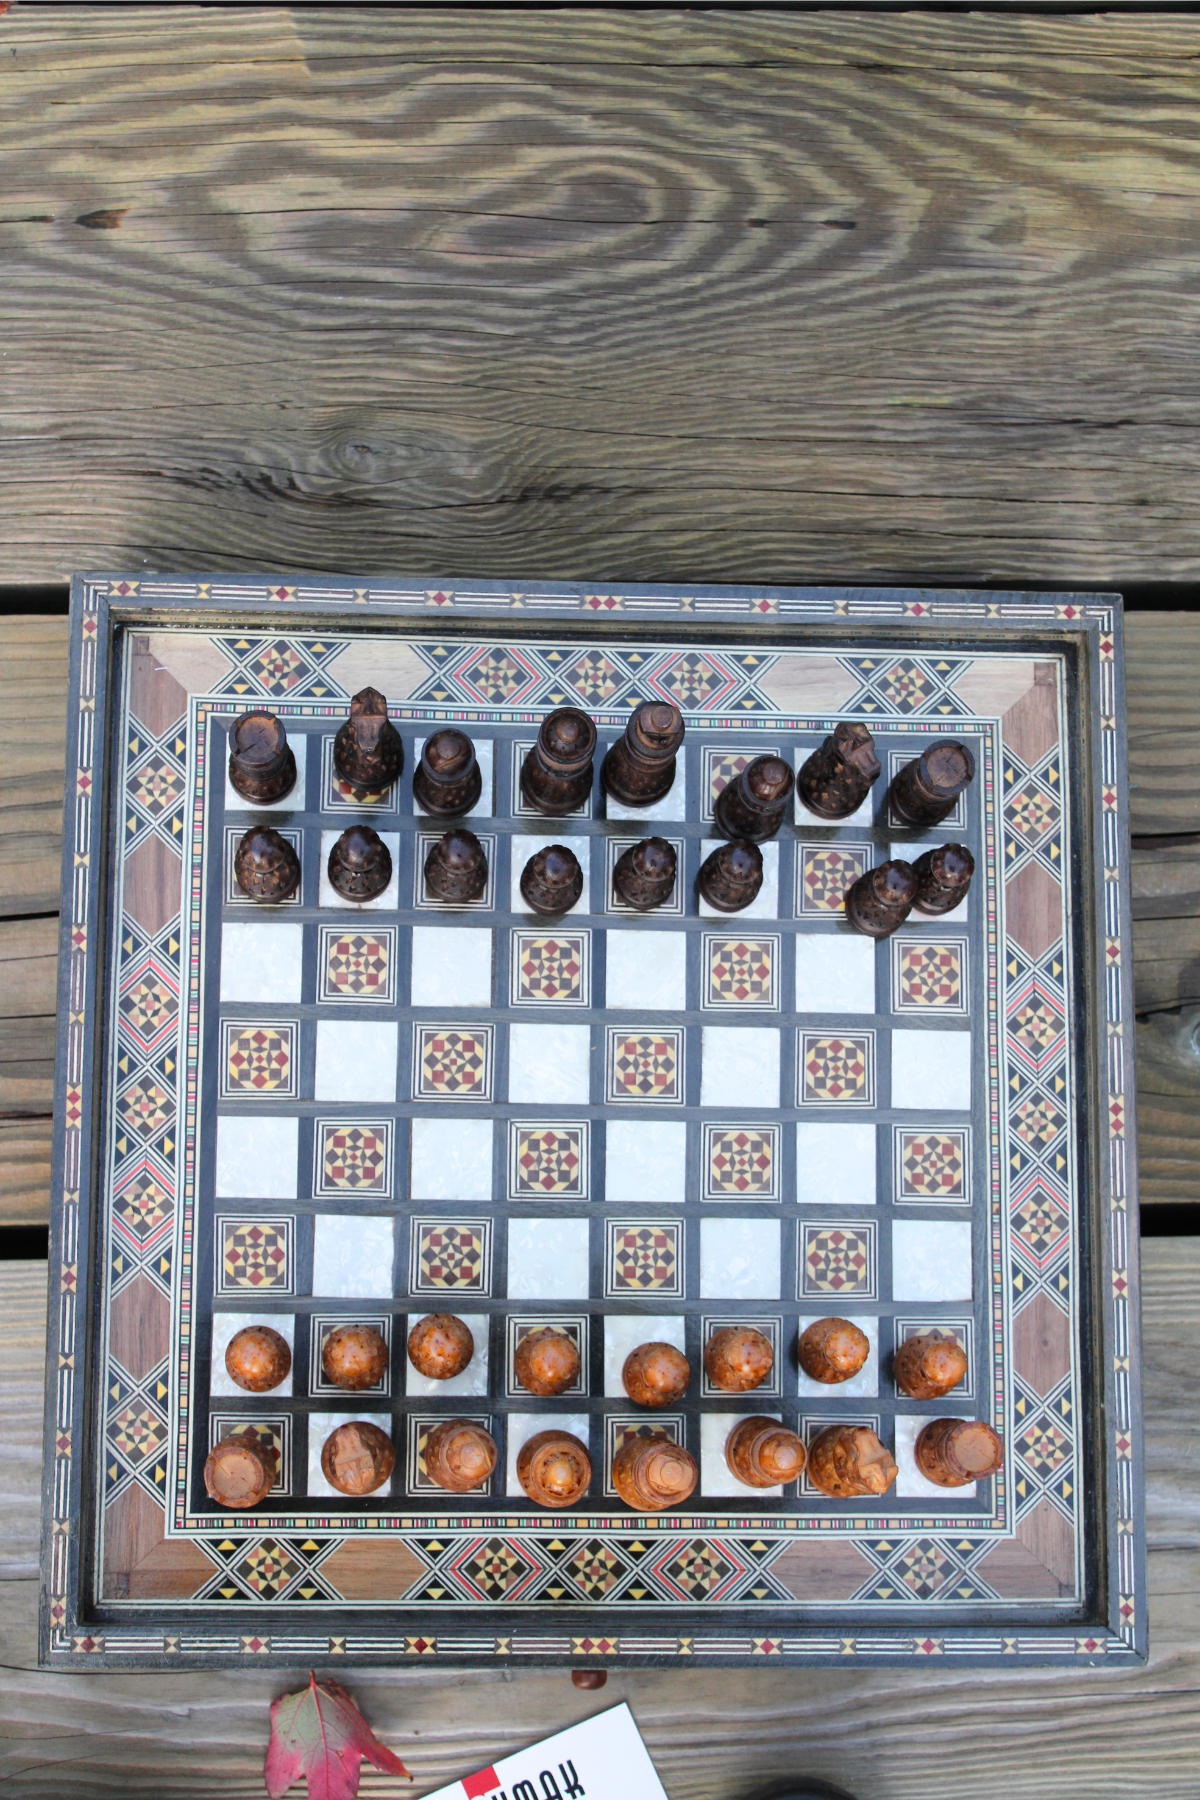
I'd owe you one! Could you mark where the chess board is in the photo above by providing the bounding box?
[40,575,1145,1670]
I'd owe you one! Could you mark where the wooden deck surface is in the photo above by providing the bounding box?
[3,7,1200,1794]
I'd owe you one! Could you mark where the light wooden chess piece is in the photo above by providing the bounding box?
[424,1419,497,1492]
[517,1429,592,1507]
[612,1432,698,1510]
[807,1424,898,1498]
[797,1317,870,1385]
[725,1416,807,1488]
[320,1421,395,1496]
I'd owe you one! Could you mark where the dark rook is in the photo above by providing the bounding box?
[889,739,976,828]
[227,709,296,805]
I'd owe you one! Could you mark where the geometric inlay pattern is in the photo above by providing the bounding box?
[894,1128,970,1203]
[703,1123,779,1200]
[800,1223,877,1298]
[657,1539,740,1601]
[605,1029,683,1104]
[891,939,968,1014]
[220,1021,297,1097]
[511,932,590,1007]
[507,1123,588,1199]
[410,1218,493,1294]
[318,927,397,1004]
[413,1026,494,1101]
[1010,1090,1068,1153]
[704,936,779,1010]
[215,1216,295,1293]
[1010,1180,1070,1267]
[604,1221,684,1296]
[314,1119,393,1196]
[799,1031,875,1106]
[797,844,870,914]
[111,1166,175,1248]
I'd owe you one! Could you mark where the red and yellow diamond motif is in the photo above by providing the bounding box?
[608,1031,681,1102]
[416,1027,492,1099]
[802,1034,872,1104]
[221,1220,291,1289]
[898,1131,967,1200]
[707,1127,776,1197]
[513,1126,585,1197]
[707,938,775,1007]
[320,1123,389,1192]
[417,1223,488,1289]
[224,1024,295,1094]
[516,934,586,1004]
[800,846,867,913]
[802,1225,873,1295]
[323,930,393,1001]
[896,943,963,1009]
[609,1223,680,1292]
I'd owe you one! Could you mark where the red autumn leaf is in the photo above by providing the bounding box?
[265,1671,411,1800]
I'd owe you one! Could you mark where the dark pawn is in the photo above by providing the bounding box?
[714,754,795,842]
[234,826,301,902]
[520,708,596,815]
[328,824,392,902]
[912,842,974,915]
[601,702,684,808]
[413,728,482,817]
[845,859,916,939]
[521,844,583,915]
[613,836,676,911]
[227,709,297,805]
[797,721,880,821]
[424,827,488,902]
[889,739,976,828]
[697,838,763,913]
[333,686,403,794]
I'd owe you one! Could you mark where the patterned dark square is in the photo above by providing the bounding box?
[605,1221,683,1296]
[410,1218,492,1293]
[703,1124,778,1200]
[606,1029,682,1104]
[508,1123,588,1198]
[800,1223,876,1298]
[414,1025,494,1100]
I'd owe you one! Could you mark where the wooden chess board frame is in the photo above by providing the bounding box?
[39,573,1145,1670]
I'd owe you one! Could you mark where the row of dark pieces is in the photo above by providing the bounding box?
[205,1318,1000,1511]
[234,817,973,936]
[229,686,975,837]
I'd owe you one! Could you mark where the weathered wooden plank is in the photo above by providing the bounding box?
[5,14,1200,584]
[0,1120,55,1229]
[0,1262,46,1581]
[0,1239,1192,1796]
[0,619,68,919]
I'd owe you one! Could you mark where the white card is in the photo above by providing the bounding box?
[423,1703,669,1800]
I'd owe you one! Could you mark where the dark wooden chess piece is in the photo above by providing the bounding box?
[224,1324,291,1393]
[612,1432,698,1510]
[424,827,488,902]
[844,858,917,938]
[704,1325,774,1393]
[406,1313,474,1381]
[912,842,974,916]
[233,826,301,902]
[520,708,597,815]
[612,836,676,910]
[204,1431,279,1508]
[797,1317,870,1385]
[520,844,584,914]
[796,722,881,820]
[514,1327,581,1397]
[714,754,795,842]
[424,1419,497,1492]
[623,1342,691,1407]
[333,686,403,794]
[894,1330,969,1400]
[807,1424,898,1498]
[572,1672,607,1691]
[227,709,297,804]
[889,739,976,828]
[413,728,482,816]
[517,1429,592,1508]
[328,823,392,901]
[321,1324,389,1391]
[725,1416,807,1488]
[696,838,763,913]
[321,1421,395,1496]
[915,1417,1003,1486]
[601,702,684,808]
